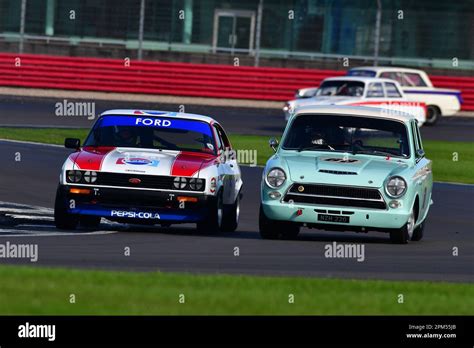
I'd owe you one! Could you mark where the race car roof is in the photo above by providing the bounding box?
[99,109,216,123]
[322,76,403,84]
[348,66,424,74]
[293,105,416,123]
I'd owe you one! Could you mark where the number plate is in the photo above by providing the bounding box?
[318,214,350,223]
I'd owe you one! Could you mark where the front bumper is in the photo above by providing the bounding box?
[261,199,410,231]
[60,184,212,223]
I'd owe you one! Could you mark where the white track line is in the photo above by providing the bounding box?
[0,200,117,237]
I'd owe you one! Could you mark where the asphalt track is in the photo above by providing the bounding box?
[0,95,474,142]
[0,140,473,282]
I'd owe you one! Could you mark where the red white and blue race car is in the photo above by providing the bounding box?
[285,77,427,125]
[54,109,243,233]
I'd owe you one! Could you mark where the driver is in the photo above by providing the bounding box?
[115,127,138,146]
[307,125,345,147]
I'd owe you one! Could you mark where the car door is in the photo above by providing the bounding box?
[411,120,432,220]
[213,123,241,205]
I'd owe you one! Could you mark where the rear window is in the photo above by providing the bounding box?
[385,82,402,97]
[347,69,376,77]
[402,73,427,87]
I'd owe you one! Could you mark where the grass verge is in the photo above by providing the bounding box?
[0,128,472,184]
[0,265,472,315]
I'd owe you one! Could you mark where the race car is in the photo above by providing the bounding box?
[284,77,427,125]
[347,67,462,125]
[261,105,433,244]
[54,109,243,233]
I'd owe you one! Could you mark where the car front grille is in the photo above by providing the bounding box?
[95,172,176,190]
[318,169,357,175]
[283,183,386,210]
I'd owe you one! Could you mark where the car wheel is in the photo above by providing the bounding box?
[196,191,223,234]
[80,216,101,229]
[259,204,299,240]
[54,186,79,230]
[389,210,415,244]
[221,193,240,232]
[411,220,425,241]
[425,105,441,126]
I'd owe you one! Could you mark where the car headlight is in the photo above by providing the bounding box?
[266,168,286,188]
[385,176,407,198]
[189,178,204,191]
[173,177,188,189]
[67,170,82,183]
[83,171,97,183]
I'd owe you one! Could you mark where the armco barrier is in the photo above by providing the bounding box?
[0,53,472,110]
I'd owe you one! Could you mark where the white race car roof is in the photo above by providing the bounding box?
[99,109,216,123]
[293,105,416,123]
[349,66,424,74]
[322,76,402,84]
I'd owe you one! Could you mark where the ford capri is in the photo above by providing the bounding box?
[260,105,433,244]
[55,109,242,233]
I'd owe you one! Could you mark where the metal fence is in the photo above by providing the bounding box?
[0,0,473,70]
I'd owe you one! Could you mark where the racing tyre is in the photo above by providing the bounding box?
[259,204,299,240]
[80,216,101,228]
[425,105,441,126]
[389,210,415,244]
[411,221,425,241]
[221,193,240,232]
[54,186,79,230]
[196,191,223,234]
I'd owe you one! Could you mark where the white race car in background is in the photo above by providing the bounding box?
[284,77,427,125]
[55,109,243,233]
[347,67,462,125]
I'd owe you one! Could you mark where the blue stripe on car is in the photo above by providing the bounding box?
[404,90,463,104]
[99,115,213,136]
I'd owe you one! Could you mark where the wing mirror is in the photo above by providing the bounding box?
[269,137,279,152]
[416,149,425,158]
[65,138,81,149]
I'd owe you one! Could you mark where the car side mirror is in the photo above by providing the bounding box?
[416,149,425,158]
[269,138,279,152]
[65,138,81,149]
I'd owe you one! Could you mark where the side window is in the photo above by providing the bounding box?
[380,71,403,84]
[215,124,231,149]
[384,82,402,98]
[402,73,427,87]
[411,121,422,155]
[366,83,384,98]
[213,125,223,152]
[415,123,423,151]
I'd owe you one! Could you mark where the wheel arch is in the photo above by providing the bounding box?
[412,195,420,224]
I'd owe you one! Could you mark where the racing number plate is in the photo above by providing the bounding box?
[318,214,350,223]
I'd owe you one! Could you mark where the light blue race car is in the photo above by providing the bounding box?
[260,105,433,244]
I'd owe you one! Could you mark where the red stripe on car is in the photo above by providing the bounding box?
[171,151,216,177]
[72,146,115,171]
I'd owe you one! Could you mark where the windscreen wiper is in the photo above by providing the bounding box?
[297,144,335,152]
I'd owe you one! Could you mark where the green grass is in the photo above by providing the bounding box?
[0,265,472,315]
[0,127,472,184]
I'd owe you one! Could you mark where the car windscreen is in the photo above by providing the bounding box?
[84,115,216,154]
[316,81,365,97]
[282,114,410,158]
